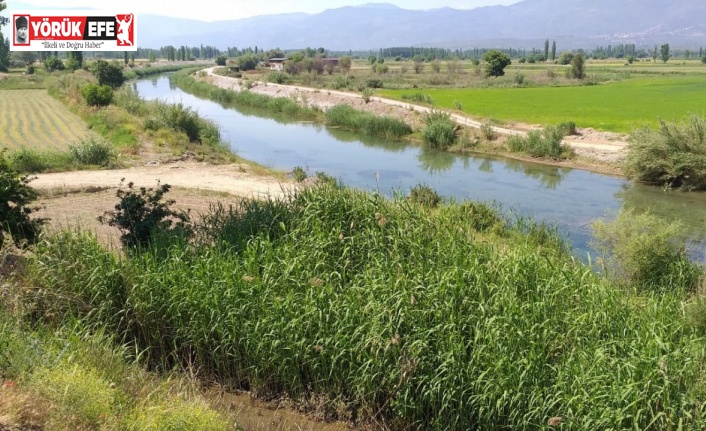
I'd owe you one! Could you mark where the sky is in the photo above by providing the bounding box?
[5,0,519,22]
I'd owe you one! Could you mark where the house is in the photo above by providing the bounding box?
[268,58,286,71]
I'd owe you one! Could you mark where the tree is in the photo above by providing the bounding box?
[16,51,37,66]
[0,151,45,248]
[483,50,511,77]
[43,56,65,72]
[215,55,227,66]
[66,51,83,70]
[339,56,351,73]
[551,40,556,62]
[237,53,259,71]
[90,60,125,88]
[652,45,658,62]
[0,31,9,72]
[570,53,585,79]
[124,51,129,65]
[413,55,424,74]
[0,0,8,27]
[660,43,670,63]
[544,39,549,62]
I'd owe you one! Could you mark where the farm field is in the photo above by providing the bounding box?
[378,75,706,132]
[0,89,89,151]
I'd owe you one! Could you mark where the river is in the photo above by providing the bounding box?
[133,75,706,259]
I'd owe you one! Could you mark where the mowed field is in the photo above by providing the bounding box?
[0,89,89,151]
[379,75,706,133]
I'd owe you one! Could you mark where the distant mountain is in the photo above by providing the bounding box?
[6,1,706,50]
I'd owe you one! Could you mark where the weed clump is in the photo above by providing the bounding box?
[507,126,574,159]
[325,104,411,139]
[624,114,706,190]
[421,110,457,149]
[409,184,442,208]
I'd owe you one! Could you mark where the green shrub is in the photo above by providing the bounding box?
[409,183,442,208]
[623,114,706,190]
[150,102,220,144]
[480,123,495,141]
[361,88,373,104]
[43,56,65,72]
[507,126,573,159]
[0,151,45,248]
[401,93,434,105]
[98,181,192,249]
[215,55,227,66]
[81,83,114,106]
[90,59,125,88]
[69,136,115,166]
[127,400,229,431]
[421,110,457,149]
[591,208,702,293]
[365,78,384,88]
[556,121,577,136]
[265,71,290,84]
[292,166,307,182]
[26,65,35,74]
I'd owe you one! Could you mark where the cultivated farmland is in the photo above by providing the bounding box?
[0,89,89,151]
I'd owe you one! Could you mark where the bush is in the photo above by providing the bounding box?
[26,65,35,74]
[480,123,495,141]
[623,114,706,190]
[43,56,65,72]
[0,151,45,248]
[507,126,573,159]
[81,83,114,106]
[325,104,411,139]
[69,136,115,166]
[591,208,702,293]
[421,111,457,149]
[90,60,125,88]
[408,184,442,208]
[265,71,290,84]
[150,102,220,145]
[365,78,384,88]
[98,181,192,248]
[401,93,434,105]
[483,50,511,77]
[556,121,577,136]
[292,166,307,182]
[215,55,227,66]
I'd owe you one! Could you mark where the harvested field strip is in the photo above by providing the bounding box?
[0,89,89,151]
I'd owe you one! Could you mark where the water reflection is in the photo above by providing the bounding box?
[417,147,457,174]
[503,158,570,190]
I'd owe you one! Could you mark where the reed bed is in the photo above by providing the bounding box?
[27,184,706,430]
[325,104,412,139]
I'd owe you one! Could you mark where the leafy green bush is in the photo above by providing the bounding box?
[81,83,114,106]
[215,55,227,66]
[421,110,457,149]
[623,114,706,190]
[69,136,115,166]
[0,151,45,248]
[43,56,65,72]
[409,184,442,208]
[99,181,192,248]
[591,208,702,293]
[507,126,573,159]
[90,59,125,88]
[480,123,495,141]
[265,71,290,84]
[365,78,384,88]
[556,121,577,136]
[292,166,307,182]
[150,102,220,144]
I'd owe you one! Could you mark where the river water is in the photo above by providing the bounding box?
[133,76,706,259]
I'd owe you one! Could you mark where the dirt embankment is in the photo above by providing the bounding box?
[201,67,628,164]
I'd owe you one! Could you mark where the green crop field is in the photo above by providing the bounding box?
[0,89,89,151]
[379,76,706,132]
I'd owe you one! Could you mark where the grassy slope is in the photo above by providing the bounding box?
[0,89,89,151]
[379,76,706,133]
[23,184,706,430]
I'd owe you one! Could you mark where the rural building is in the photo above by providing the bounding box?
[268,58,286,71]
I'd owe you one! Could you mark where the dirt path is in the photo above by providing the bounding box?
[202,67,627,163]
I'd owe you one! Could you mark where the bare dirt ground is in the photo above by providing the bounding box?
[202,67,628,164]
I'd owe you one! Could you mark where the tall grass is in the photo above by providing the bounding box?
[170,71,319,120]
[421,110,457,149]
[8,136,115,173]
[25,183,706,430]
[507,126,574,159]
[624,114,706,190]
[325,104,412,139]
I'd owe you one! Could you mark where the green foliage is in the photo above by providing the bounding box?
[26,64,34,74]
[0,151,44,247]
[150,102,220,144]
[483,50,511,77]
[291,166,307,182]
[556,121,577,136]
[401,93,434,104]
[591,208,701,293]
[27,184,706,430]
[480,123,495,141]
[325,104,411,139]
[69,136,115,166]
[81,83,113,106]
[623,114,706,190]
[43,56,65,72]
[338,55,351,73]
[90,59,125,88]
[571,53,586,79]
[421,110,457,149]
[265,71,290,84]
[661,43,671,63]
[237,53,259,71]
[360,87,373,104]
[365,78,384,88]
[215,55,227,66]
[98,181,192,249]
[0,30,9,72]
[408,183,442,207]
[557,51,574,65]
[507,126,573,159]
[127,400,228,431]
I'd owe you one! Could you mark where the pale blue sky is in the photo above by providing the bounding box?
[7,1,519,22]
